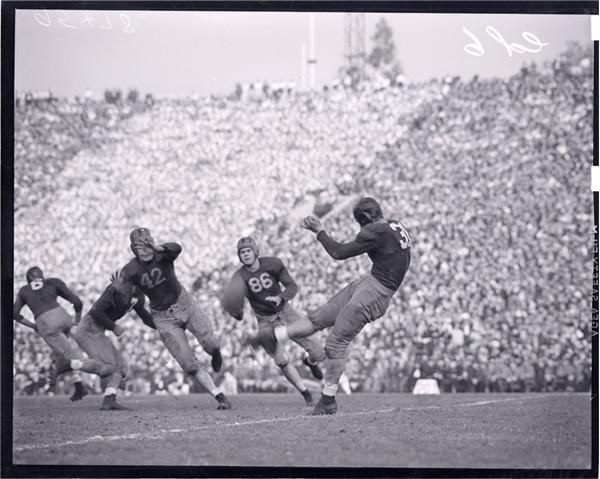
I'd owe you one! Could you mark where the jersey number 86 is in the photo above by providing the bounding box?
[248,273,274,293]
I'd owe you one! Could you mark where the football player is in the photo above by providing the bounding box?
[71,269,156,410]
[248,197,411,414]
[13,267,116,398]
[223,237,325,406]
[120,228,231,410]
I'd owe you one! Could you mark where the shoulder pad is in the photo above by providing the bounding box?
[357,224,379,242]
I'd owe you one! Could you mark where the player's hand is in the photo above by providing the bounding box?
[111,268,131,296]
[113,324,125,337]
[265,296,283,307]
[301,215,323,234]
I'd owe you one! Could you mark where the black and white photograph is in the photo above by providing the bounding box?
[1,1,598,475]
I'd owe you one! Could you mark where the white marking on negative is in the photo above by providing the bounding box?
[592,166,600,192]
[591,16,600,41]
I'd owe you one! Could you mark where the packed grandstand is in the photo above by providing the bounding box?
[13,42,593,396]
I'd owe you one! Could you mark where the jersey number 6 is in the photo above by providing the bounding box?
[248,273,274,293]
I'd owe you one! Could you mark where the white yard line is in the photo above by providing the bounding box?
[14,394,562,453]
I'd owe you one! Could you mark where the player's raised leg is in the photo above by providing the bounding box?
[71,315,130,410]
[268,333,314,405]
[37,309,116,378]
[156,318,231,410]
[178,288,223,373]
[280,304,325,380]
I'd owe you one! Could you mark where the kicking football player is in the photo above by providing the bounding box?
[248,197,411,414]
[223,237,325,406]
[71,269,156,410]
[121,228,231,410]
[13,267,116,398]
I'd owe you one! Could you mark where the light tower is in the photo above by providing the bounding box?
[343,13,366,82]
[307,13,317,89]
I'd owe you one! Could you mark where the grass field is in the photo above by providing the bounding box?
[12,392,592,469]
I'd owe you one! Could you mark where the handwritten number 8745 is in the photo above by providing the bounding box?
[463,26,549,57]
[34,10,134,33]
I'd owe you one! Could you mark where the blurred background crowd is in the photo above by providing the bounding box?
[13,42,592,396]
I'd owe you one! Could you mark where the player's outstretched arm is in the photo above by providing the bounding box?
[301,215,375,260]
[151,242,182,259]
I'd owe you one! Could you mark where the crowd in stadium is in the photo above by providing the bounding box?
[13,42,592,396]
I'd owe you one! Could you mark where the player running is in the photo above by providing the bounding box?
[223,237,325,406]
[13,267,116,397]
[248,197,411,415]
[121,228,231,410]
[71,269,156,411]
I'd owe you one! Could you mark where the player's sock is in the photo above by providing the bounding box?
[274,325,289,343]
[323,382,338,397]
[280,363,307,392]
[70,359,84,370]
[105,387,118,397]
[301,389,314,406]
[194,370,220,396]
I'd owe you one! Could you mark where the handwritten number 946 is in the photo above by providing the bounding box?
[34,10,134,33]
[463,26,548,57]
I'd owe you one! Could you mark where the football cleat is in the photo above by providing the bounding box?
[246,327,278,355]
[70,381,88,402]
[308,394,338,415]
[215,392,232,410]
[211,350,223,373]
[301,389,314,406]
[302,356,324,381]
[100,394,131,411]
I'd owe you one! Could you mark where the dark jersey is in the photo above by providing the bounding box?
[122,243,182,311]
[232,256,298,316]
[317,219,411,291]
[14,278,82,320]
[88,285,155,331]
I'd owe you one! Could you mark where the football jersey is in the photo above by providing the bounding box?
[122,243,182,311]
[88,285,154,331]
[317,219,411,291]
[14,278,82,319]
[356,220,411,291]
[233,256,298,316]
